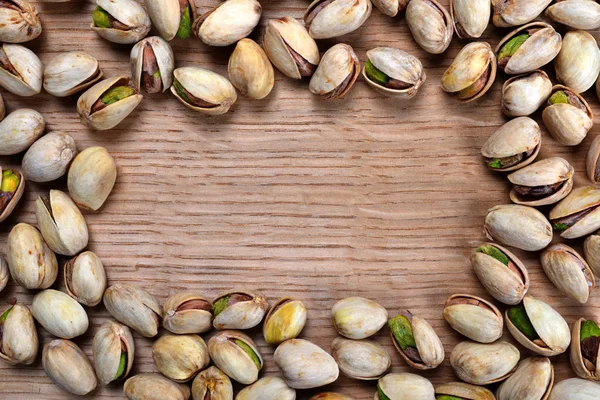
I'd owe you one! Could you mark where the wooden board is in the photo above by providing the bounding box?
[0,1,598,399]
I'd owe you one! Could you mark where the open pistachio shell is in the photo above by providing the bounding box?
[92,0,151,44]
[541,244,595,304]
[0,304,38,365]
[481,117,541,172]
[550,186,600,239]
[228,38,274,100]
[145,0,197,41]
[104,283,163,338]
[332,296,388,339]
[363,47,426,98]
[131,36,174,94]
[502,70,553,117]
[275,339,339,389]
[389,311,444,370]
[442,41,496,102]
[406,0,453,54]
[212,290,268,330]
[492,0,552,27]
[484,204,552,252]
[0,43,42,96]
[497,357,554,400]
[125,373,191,400]
[7,223,57,289]
[555,31,600,94]
[194,0,261,46]
[208,330,263,385]
[304,0,371,39]
[375,373,434,400]
[543,85,593,146]
[546,0,600,30]
[64,251,107,307]
[22,131,77,183]
[450,0,490,39]
[171,67,237,115]
[450,341,519,385]
[163,292,213,335]
[371,0,408,16]
[586,135,600,184]
[32,289,89,339]
[0,0,41,43]
[0,256,8,292]
[0,167,25,223]
[263,297,307,346]
[93,320,135,385]
[0,108,45,156]
[569,318,600,381]
[191,366,233,400]
[508,157,574,207]
[435,382,496,400]
[309,43,359,100]
[67,146,117,211]
[443,294,503,343]
[549,378,600,399]
[237,376,296,400]
[153,333,209,382]
[331,337,391,380]
[43,340,97,396]
[44,51,102,97]
[584,234,600,277]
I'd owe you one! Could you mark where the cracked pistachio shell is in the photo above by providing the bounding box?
[569,318,600,381]
[549,378,600,399]
[443,294,503,343]
[555,31,600,94]
[0,43,42,96]
[208,330,263,385]
[213,290,268,330]
[543,85,593,146]
[331,337,391,380]
[497,357,554,400]
[43,340,97,396]
[311,393,355,400]
[191,366,233,400]
[508,157,574,206]
[145,0,196,41]
[0,92,5,120]
[389,312,444,370]
[310,43,359,100]
[195,0,261,46]
[153,333,209,382]
[171,67,237,115]
[450,0,490,39]
[587,135,600,184]
[125,373,191,400]
[93,320,135,385]
[163,292,213,335]
[550,186,600,239]
[131,36,174,94]
[236,376,296,400]
[0,256,8,292]
[406,0,453,54]
[304,0,371,39]
[375,373,434,400]
[371,0,408,16]
[7,223,57,289]
[584,234,600,276]
[332,296,388,339]
[546,0,600,30]
[228,39,274,100]
[0,0,41,43]
[0,167,25,223]
[450,341,520,385]
[481,117,541,172]
[22,131,77,183]
[0,304,38,365]
[435,382,495,400]
[502,70,552,117]
[263,297,307,345]
[32,289,89,339]
[441,42,496,102]
[0,108,45,155]
[363,47,426,98]
[274,339,339,389]
[92,0,150,44]
[506,295,570,356]
[541,244,595,304]
[64,251,107,307]
[484,204,552,251]
[104,283,163,338]
[492,0,551,27]
[68,146,117,211]
[44,51,102,97]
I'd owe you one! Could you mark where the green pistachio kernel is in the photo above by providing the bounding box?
[100,86,135,106]
[1,306,13,322]
[488,159,502,169]
[152,71,161,79]
[581,320,600,341]
[498,34,530,62]
[476,245,509,265]
[115,352,127,380]
[549,91,569,105]
[1,170,20,193]
[93,7,112,29]
[553,222,568,232]
[388,315,416,350]
[173,79,192,104]
[212,295,230,317]
[437,396,463,400]
[365,59,390,86]
[377,384,391,400]
[176,6,192,39]
[234,339,261,370]
[507,304,539,340]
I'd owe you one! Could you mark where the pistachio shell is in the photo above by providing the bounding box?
[309,43,359,100]
[125,373,191,400]
[171,67,237,115]
[191,366,233,400]
[0,304,38,365]
[163,292,213,334]
[569,318,600,381]
[331,337,391,380]
[22,131,77,182]
[0,167,25,223]
[263,297,307,345]
[389,312,445,370]
[93,320,135,385]
[497,357,554,400]
[555,31,600,94]
[44,51,103,97]
[371,0,408,16]
[406,0,453,54]
[0,43,42,96]
[584,234,600,277]
[208,330,263,385]
[0,256,8,292]
[42,340,97,396]
[304,0,371,39]
[195,0,262,46]
[450,341,520,385]
[64,251,107,307]
[103,283,163,338]
[32,289,89,339]
[92,0,151,44]
[0,108,45,155]
[144,0,186,41]
[508,157,574,206]
[131,36,174,94]
[332,296,388,339]
[543,85,593,146]
[492,0,552,27]
[153,333,210,382]
[546,0,600,30]
[363,47,426,98]
[550,186,600,239]
[7,223,57,289]
[548,378,600,399]
[236,376,296,400]
[443,294,504,343]
[502,70,553,117]
[450,0,490,39]
[0,0,41,43]
[586,135,600,184]
[274,339,339,389]
[228,38,274,100]
[541,244,595,304]
[311,393,355,400]
[68,146,117,211]
[435,382,496,400]
[375,373,434,400]
[484,204,552,251]
[481,117,541,172]
[212,290,268,330]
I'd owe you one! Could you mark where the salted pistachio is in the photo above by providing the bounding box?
[236,376,296,400]
[587,136,600,184]
[228,38,274,100]
[171,67,237,115]
[212,290,268,330]
[584,234,600,277]
[492,0,551,27]
[0,304,38,365]
[497,357,554,400]
[441,42,496,102]
[22,131,76,183]
[555,31,600,94]
[194,0,261,46]
[541,244,595,304]
[311,393,355,400]
[92,0,150,44]
[550,186,600,239]
[208,330,263,385]
[263,17,320,80]
[450,341,519,385]
[0,256,8,292]
[371,0,408,16]
[484,204,552,251]
[64,251,107,307]
[104,283,163,338]
[570,318,600,381]
[481,117,541,172]
[0,167,25,223]
[0,43,42,96]
[406,0,453,54]
[163,292,213,334]
[332,337,390,381]
[443,294,503,343]
[508,157,574,206]
[131,36,174,94]
[450,0,490,39]
[153,333,209,382]
[375,373,435,400]
[435,382,496,400]
[549,378,600,399]
[35,189,89,256]
[544,86,593,146]
[43,339,97,396]
[0,0,41,43]
[502,70,552,117]
[0,92,5,120]
[125,373,191,400]
[274,338,339,389]
[191,366,233,400]
[263,297,307,345]
[546,0,600,30]
[309,43,359,100]
[388,311,444,370]
[0,108,45,155]
[496,22,562,75]
[332,296,388,339]
[362,46,426,98]
[93,320,135,385]
[506,294,570,356]
[77,76,143,130]
[7,223,57,289]
[145,0,197,41]
[32,289,89,339]
[304,0,371,39]
[68,146,117,211]
[44,51,102,97]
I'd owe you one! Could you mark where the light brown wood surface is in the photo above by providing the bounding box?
[0,0,599,399]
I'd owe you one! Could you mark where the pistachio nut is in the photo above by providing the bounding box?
[207,330,263,385]
[0,43,42,96]
[228,39,274,100]
[145,0,197,41]
[371,0,408,16]
[502,70,552,117]
[484,204,552,251]
[450,0,490,39]
[549,378,600,399]
[331,337,391,380]
[441,42,496,102]
[35,189,89,256]
[68,146,117,211]
[375,373,435,400]
[274,338,339,389]
[0,304,38,365]
[550,186,600,239]
[7,223,57,289]
[104,283,163,337]
[555,31,600,94]
[42,339,97,395]
[22,131,77,183]
[587,136,600,184]
[332,296,388,339]
[406,0,453,54]
[0,108,45,155]
[496,22,562,75]
[194,0,261,46]
[470,243,530,305]
[0,92,5,121]
[171,67,237,115]
[508,157,574,207]
[362,46,426,98]
[506,294,570,356]
[92,0,150,44]
[388,311,444,370]
[304,0,371,39]
[541,244,595,304]
[77,76,143,130]
[131,36,174,94]
[92,320,135,385]
[481,117,541,172]
[443,294,503,343]
[263,17,320,80]
[163,292,213,334]
[546,0,600,30]
[545,86,593,146]
[153,333,210,382]
[212,290,268,330]
[236,376,296,400]
[450,341,519,385]
[435,382,496,400]
[0,0,41,43]
[311,393,355,400]
[32,289,89,339]
[497,357,554,400]
[0,167,25,223]
[584,234,600,277]
[263,297,307,345]
[569,318,600,381]
[43,51,102,97]
[191,366,233,400]
[310,43,359,100]
[64,251,107,307]
[492,0,552,27]
[0,256,8,292]
[125,373,191,400]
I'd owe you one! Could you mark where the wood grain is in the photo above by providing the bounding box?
[0,0,599,399]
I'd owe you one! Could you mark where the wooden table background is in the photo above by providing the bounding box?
[0,0,598,398]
